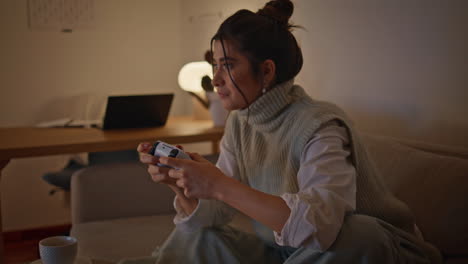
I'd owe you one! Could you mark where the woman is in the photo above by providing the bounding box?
[135,0,441,263]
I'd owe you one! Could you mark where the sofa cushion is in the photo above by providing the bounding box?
[71,214,175,262]
[71,212,254,262]
[364,135,468,257]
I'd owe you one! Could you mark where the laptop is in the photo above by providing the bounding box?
[101,93,174,130]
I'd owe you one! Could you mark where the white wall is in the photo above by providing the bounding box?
[294,0,468,146]
[179,0,265,63]
[0,0,187,126]
[0,0,184,231]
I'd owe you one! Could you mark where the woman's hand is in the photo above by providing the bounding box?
[159,152,228,200]
[137,142,177,186]
[137,142,199,215]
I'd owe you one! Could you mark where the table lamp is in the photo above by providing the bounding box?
[178,61,228,127]
[178,61,213,93]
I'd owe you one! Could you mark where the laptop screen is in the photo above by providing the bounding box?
[102,93,174,130]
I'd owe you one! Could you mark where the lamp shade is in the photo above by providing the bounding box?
[178,61,213,93]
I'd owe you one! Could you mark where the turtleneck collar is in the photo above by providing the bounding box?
[237,79,303,124]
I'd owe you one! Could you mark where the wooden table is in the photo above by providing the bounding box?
[0,116,224,262]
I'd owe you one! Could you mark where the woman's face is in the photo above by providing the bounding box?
[211,40,263,111]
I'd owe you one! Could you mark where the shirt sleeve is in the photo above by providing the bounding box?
[173,136,239,232]
[274,123,357,251]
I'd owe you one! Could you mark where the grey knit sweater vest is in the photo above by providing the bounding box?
[222,80,415,243]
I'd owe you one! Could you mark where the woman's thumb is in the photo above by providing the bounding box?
[188,152,205,162]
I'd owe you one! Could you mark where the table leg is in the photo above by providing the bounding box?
[0,159,10,264]
[211,140,220,154]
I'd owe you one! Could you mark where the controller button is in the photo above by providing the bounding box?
[169,149,179,158]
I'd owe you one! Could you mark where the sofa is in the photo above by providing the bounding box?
[70,134,468,263]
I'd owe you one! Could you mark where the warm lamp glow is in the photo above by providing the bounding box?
[178,61,213,93]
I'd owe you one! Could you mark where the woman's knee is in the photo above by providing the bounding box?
[331,214,396,257]
[196,226,223,242]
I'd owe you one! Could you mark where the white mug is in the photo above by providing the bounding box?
[39,236,77,264]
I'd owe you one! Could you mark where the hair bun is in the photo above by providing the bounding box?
[257,0,294,26]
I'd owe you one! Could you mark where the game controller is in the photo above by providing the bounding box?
[149,141,191,168]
